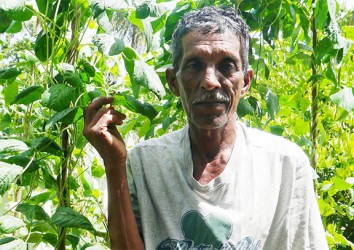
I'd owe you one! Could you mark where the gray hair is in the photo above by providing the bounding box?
[171,6,251,73]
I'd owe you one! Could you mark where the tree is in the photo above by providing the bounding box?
[0,0,353,249]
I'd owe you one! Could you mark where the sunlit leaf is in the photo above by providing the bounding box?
[0,215,25,233]
[127,59,166,99]
[16,203,50,221]
[4,155,39,174]
[264,89,279,119]
[330,88,354,112]
[318,199,335,217]
[92,34,125,56]
[0,162,22,196]
[6,21,22,33]
[151,11,167,33]
[0,238,26,249]
[50,207,95,231]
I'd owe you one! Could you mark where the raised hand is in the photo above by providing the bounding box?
[83,96,127,165]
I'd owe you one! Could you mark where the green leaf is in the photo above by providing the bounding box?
[270,125,284,136]
[325,63,337,84]
[0,162,23,196]
[332,177,353,191]
[6,5,33,21]
[0,68,21,80]
[129,59,166,98]
[0,238,26,249]
[123,46,139,60]
[164,3,192,41]
[0,9,12,33]
[314,37,335,64]
[91,160,105,178]
[0,215,25,233]
[45,107,82,130]
[50,207,95,231]
[315,0,328,29]
[136,2,150,19]
[15,203,50,221]
[264,89,279,119]
[34,30,53,62]
[11,85,44,105]
[58,63,84,88]
[237,98,254,118]
[0,237,16,245]
[294,118,309,135]
[4,155,39,174]
[42,84,76,112]
[29,191,54,204]
[330,88,354,112]
[318,199,335,217]
[6,21,22,34]
[3,81,18,106]
[31,137,62,156]
[80,60,95,77]
[67,234,80,248]
[92,34,125,56]
[113,93,158,120]
[89,1,105,18]
[151,11,167,33]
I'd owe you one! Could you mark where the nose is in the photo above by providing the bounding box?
[201,66,221,91]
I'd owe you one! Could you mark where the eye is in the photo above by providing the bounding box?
[219,59,238,74]
[184,59,202,71]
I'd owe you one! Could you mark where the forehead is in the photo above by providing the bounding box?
[180,30,242,61]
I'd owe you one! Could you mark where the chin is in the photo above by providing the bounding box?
[190,115,230,130]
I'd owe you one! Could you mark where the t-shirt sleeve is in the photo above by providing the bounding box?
[126,154,143,238]
[289,158,329,249]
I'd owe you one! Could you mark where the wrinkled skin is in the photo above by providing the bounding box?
[166,31,253,184]
[166,31,253,131]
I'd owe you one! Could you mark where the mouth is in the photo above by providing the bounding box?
[192,91,230,110]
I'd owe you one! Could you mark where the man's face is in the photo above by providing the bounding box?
[167,30,252,130]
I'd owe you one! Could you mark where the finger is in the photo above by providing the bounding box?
[85,96,114,122]
[89,108,125,129]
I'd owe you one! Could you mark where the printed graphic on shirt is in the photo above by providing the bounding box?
[156,210,261,250]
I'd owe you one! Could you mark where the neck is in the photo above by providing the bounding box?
[188,118,238,184]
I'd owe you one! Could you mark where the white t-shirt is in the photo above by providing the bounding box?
[126,121,328,250]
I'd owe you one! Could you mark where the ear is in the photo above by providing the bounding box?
[241,68,253,97]
[166,68,180,97]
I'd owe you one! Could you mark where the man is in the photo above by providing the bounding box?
[84,6,328,250]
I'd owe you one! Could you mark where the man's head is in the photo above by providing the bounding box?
[171,6,251,73]
[166,6,253,130]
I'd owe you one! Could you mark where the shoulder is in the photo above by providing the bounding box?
[239,122,308,164]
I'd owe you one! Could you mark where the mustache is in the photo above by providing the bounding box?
[192,90,230,104]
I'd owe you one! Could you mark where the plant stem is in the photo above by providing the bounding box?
[310,0,318,169]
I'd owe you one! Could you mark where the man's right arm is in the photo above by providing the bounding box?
[83,96,144,249]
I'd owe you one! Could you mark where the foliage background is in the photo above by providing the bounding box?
[0,0,353,249]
